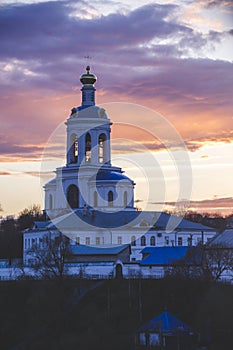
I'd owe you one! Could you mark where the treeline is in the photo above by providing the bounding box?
[0,205,44,259]
[183,211,232,231]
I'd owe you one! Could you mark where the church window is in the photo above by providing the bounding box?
[150,236,155,246]
[131,236,136,246]
[85,133,91,163]
[165,236,169,245]
[49,194,53,210]
[70,134,78,164]
[98,133,106,163]
[96,237,100,245]
[117,236,122,245]
[76,237,80,245]
[108,190,113,207]
[124,191,128,207]
[67,184,79,209]
[86,237,90,245]
[178,237,183,246]
[141,235,146,246]
[94,191,98,207]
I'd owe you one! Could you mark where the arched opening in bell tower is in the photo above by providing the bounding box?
[98,133,106,163]
[67,184,79,209]
[69,134,78,164]
[85,133,91,163]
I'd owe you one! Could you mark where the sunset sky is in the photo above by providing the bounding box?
[0,0,232,217]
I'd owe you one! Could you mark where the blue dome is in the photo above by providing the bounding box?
[94,171,132,182]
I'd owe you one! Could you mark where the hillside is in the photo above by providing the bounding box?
[0,278,232,349]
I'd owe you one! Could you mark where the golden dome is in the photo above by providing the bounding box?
[80,66,97,85]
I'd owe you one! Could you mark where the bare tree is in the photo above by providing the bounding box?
[202,244,233,281]
[28,232,71,280]
[167,244,233,282]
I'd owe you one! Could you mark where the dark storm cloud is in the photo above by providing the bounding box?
[0,2,183,59]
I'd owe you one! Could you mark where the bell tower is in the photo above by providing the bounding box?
[44,66,136,219]
[66,66,111,167]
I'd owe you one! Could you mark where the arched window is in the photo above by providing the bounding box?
[108,190,113,207]
[141,235,146,246]
[70,134,78,164]
[94,191,98,207]
[150,236,155,246]
[49,194,53,210]
[85,133,91,163]
[98,133,106,163]
[131,235,136,246]
[124,191,128,207]
[67,184,79,209]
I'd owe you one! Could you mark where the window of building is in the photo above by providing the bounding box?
[165,236,169,245]
[178,237,183,246]
[94,191,98,207]
[150,236,155,246]
[141,235,146,246]
[131,235,136,246]
[85,237,90,245]
[67,184,79,209]
[188,235,193,246]
[117,236,122,245]
[108,190,113,207]
[49,194,53,210]
[25,239,27,249]
[85,133,91,163]
[98,133,106,163]
[76,237,80,245]
[96,237,100,245]
[124,191,128,207]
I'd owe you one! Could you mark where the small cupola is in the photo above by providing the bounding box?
[80,66,97,85]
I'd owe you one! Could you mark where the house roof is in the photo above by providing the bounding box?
[207,229,233,248]
[33,221,50,229]
[139,311,192,333]
[140,247,189,266]
[70,244,130,255]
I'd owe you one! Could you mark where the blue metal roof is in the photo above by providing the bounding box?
[140,246,189,265]
[70,244,130,255]
[94,170,133,182]
[47,210,215,231]
[139,311,192,333]
[33,221,50,229]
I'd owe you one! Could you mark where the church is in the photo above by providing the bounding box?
[22,66,217,278]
